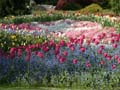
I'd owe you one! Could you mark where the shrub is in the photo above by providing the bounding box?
[61,3,82,10]
[80,3,103,14]
[110,0,120,15]
[0,0,31,17]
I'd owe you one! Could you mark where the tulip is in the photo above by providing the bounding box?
[63,51,68,57]
[117,58,120,64]
[25,54,31,62]
[70,46,75,52]
[85,61,91,68]
[112,44,118,49]
[99,45,104,50]
[36,52,44,58]
[17,49,22,57]
[107,55,112,61]
[59,57,66,63]
[72,59,78,64]
[100,60,105,65]
[80,47,85,52]
[97,49,102,54]
[10,47,16,54]
[112,64,116,70]
[103,52,108,58]
[114,54,119,60]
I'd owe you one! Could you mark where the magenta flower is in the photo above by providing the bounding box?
[117,58,120,64]
[70,46,75,52]
[100,60,105,65]
[72,59,78,64]
[36,52,44,58]
[63,51,68,57]
[10,47,16,54]
[17,49,22,57]
[114,54,119,60]
[59,57,66,63]
[112,44,118,49]
[59,40,66,46]
[80,47,85,52]
[25,54,31,62]
[106,55,112,61]
[94,39,99,45]
[112,64,116,70]
[99,45,104,50]
[97,49,102,54]
[103,52,108,58]
[85,61,91,68]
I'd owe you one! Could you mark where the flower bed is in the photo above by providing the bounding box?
[0,15,120,88]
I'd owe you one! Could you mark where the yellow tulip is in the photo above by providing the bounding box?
[11,35,16,39]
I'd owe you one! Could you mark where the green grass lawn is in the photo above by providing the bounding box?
[0,87,120,90]
[0,87,88,90]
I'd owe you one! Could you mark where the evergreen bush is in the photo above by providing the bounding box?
[110,0,120,15]
[0,0,31,17]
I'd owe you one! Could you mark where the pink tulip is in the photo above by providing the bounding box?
[63,51,68,57]
[107,55,112,61]
[49,40,55,47]
[59,40,66,46]
[86,40,91,45]
[112,44,118,49]
[103,52,108,58]
[42,46,49,53]
[72,59,78,64]
[17,49,22,57]
[114,54,119,60]
[112,64,116,70]
[100,60,105,65]
[25,54,31,62]
[59,57,66,63]
[100,45,104,50]
[70,46,75,52]
[10,47,16,54]
[97,49,102,54]
[94,39,99,45]
[85,61,91,68]
[36,52,44,58]
[80,47,85,52]
[117,58,120,64]
[111,39,115,44]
